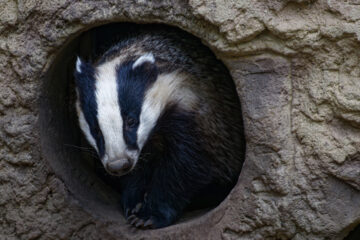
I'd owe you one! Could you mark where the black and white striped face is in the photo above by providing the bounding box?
[74,53,169,176]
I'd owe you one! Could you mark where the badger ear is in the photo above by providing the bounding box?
[132,53,155,69]
[131,53,158,84]
[76,56,83,73]
[74,56,95,87]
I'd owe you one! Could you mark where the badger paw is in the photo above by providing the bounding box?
[127,214,154,229]
[124,202,140,218]
[126,202,177,229]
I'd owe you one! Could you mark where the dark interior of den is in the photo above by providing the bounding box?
[39,23,245,226]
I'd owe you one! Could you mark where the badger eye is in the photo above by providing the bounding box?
[126,117,137,128]
[96,126,102,137]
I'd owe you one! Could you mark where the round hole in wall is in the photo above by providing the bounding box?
[345,223,360,240]
[39,23,245,227]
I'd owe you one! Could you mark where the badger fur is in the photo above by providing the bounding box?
[74,28,244,229]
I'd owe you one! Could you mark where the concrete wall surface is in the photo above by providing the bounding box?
[0,0,359,239]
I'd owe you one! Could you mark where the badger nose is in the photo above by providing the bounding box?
[106,159,132,175]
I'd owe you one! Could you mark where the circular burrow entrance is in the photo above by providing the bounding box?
[39,23,245,228]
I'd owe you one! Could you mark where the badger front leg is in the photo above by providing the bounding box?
[120,167,152,219]
[127,142,211,229]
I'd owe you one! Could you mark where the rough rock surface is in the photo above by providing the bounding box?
[0,0,360,239]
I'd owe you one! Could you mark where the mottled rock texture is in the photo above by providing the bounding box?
[1,0,360,239]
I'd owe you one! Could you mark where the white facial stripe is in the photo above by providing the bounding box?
[132,53,155,69]
[95,58,127,162]
[76,100,98,152]
[137,71,197,150]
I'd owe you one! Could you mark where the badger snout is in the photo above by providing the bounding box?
[105,158,133,176]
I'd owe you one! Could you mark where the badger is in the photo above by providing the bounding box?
[74,28,244,229]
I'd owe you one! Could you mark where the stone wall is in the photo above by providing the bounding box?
[0,0,359,239]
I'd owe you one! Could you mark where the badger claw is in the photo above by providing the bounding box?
[127,210,152,229]
[144,193,148,202]
[128,214,147,228]
[143,219,153,228]
[135,219,144,227]
[127,214,136,222]
[130,216,138,225]
[125,208,130,217]
[132,203,142,214]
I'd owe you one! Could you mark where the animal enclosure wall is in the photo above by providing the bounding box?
[0,0,360,239]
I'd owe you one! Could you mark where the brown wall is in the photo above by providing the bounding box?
[0,0,359,239]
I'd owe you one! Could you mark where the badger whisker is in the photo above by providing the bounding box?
[64,144,99,159]
[64,143,94,151]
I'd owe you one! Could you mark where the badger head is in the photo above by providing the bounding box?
[74,53,162,176]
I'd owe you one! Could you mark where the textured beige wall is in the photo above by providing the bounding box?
[0,0,359,239]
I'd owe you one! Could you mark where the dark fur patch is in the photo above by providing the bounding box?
[74,59,105,158]
[117,105,214,227]
[116,60,158,150]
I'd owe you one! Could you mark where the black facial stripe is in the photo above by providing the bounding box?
[116,59,158,150]
[74,60,105,158]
